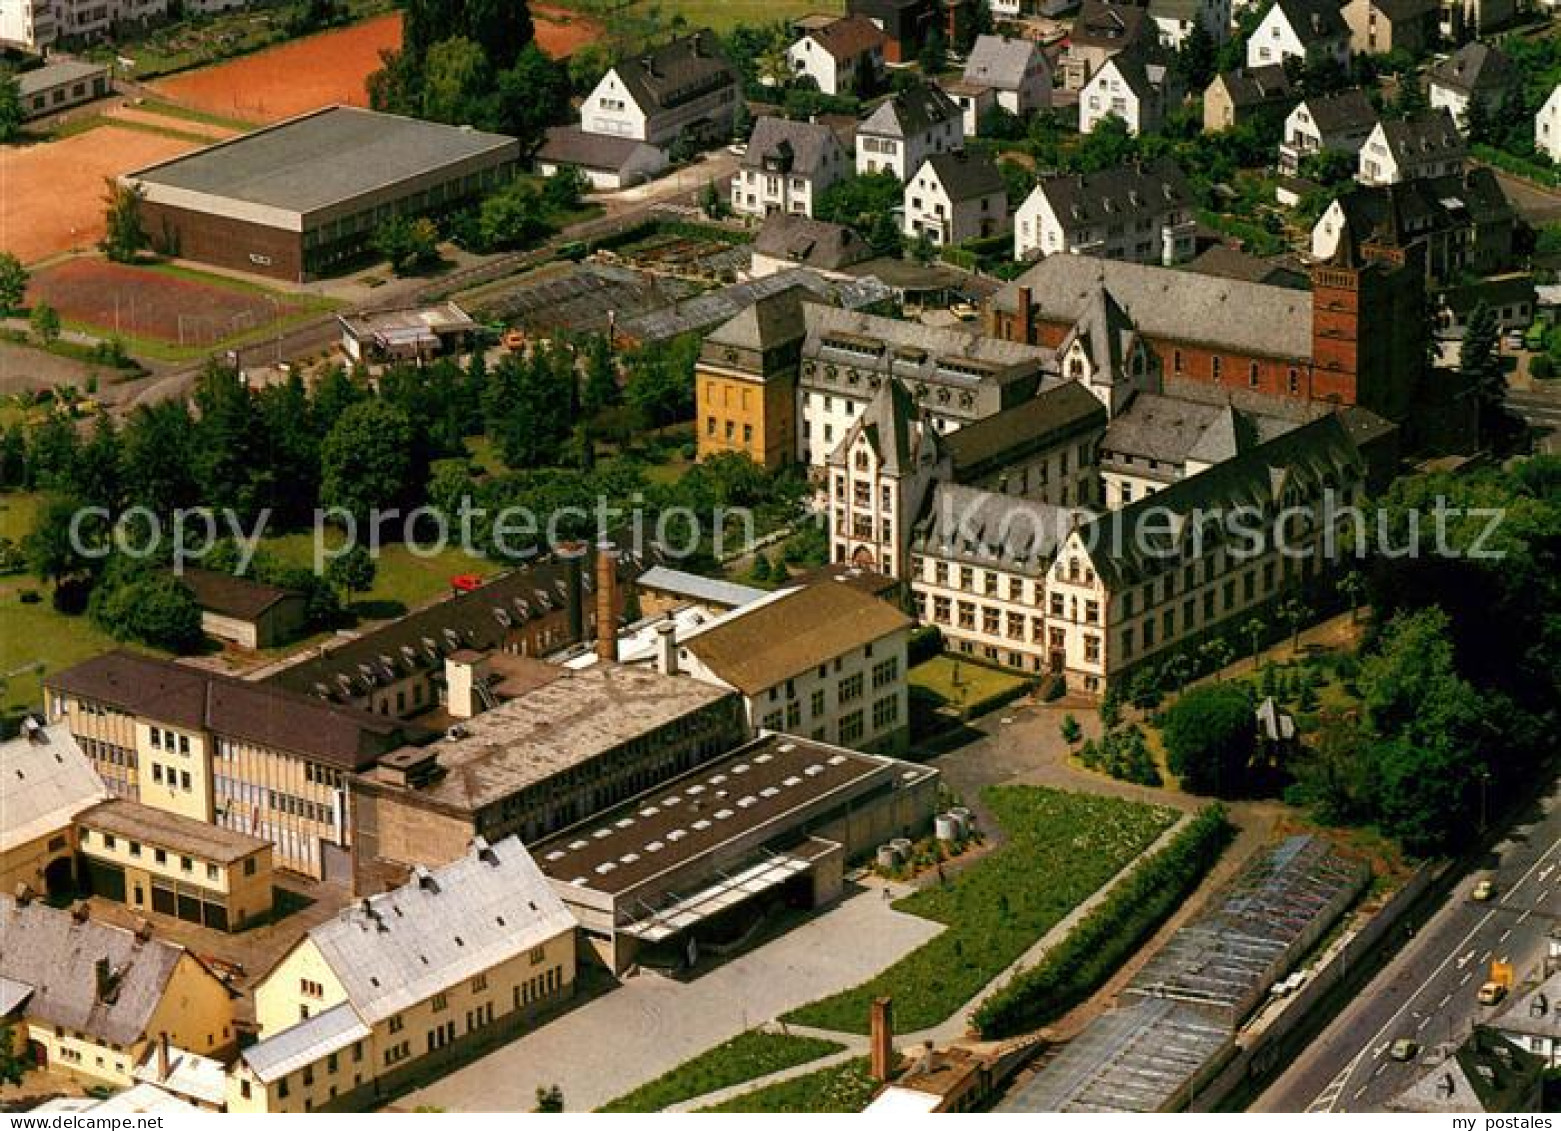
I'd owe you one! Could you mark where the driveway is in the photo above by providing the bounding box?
[400,885,941,1112]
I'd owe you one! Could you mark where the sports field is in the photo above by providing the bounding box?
[151,7,602,125]
[28,260,310,347]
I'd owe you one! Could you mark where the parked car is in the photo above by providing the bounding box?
[1472,878,1496,902]
[1390,1038,1419,1062]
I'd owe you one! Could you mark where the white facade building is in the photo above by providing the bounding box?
[855,84,963,181]
[1247,0,1350,69]
[1014,158,1195,264]
[903,152,1008,247]
[1537,85,1561,163]
[579,31,740,150]
[1357,109,1465,186]
[786,14,887,97]
[961,35,1053,116]
[1079,51,1169,137]
[729,117,848,219]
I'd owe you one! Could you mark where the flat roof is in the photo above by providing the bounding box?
[339,302,476,339]
[77,799,271,865]
[364,663,737,813]
[18,60,107,98]
[127,106,518,218]
[533,732,933,897]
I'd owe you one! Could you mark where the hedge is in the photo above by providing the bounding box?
[1471,144,1560,188]
[971,803,1234,1039]
[908,624,944,666]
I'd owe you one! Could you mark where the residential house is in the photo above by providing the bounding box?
[1149,0,1233,47]
[178,568,308,650]
[534,129,666,190]
[961,35,1054,116]
[940,78,1000,136]
[855,84,964,180]
[1014,157,1196,264]
[1438,0,1517,40]
[44,651,410,880]
[748,214,873,281]
[1538,84,1561,163]
[903,151,1009,247]
[578,31,740,151]
[1342,0,1439,57]
[1387,1028,1545,1113]
[1080,46,1174,136]
[1278,88,1379,175]
[671,581,913,753]
[1492,971,1560,1069]
[1247,0,1350,69]
[0,720,107,900]
[1062,0,1158,90]
[1203,66,1293,132]
[1429,42,1515,133]
[848,0,968,63]
[1358,108,1465,185]
[227,837,576,1112]
[1311,167,1517,284]
[787,14,888,95]
[0,894,236,1088]
[730,117,849,219]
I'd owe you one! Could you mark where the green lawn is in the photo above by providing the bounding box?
[0,589,125,723]
[909,654,1029,711]
[259,532,500,618]
[698,1057,877,1113]
[598,1031,845,1112]
[0,492,40,544]
[781,787,1180,1034]
[562,0,842,32]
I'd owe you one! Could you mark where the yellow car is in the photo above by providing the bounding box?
[1472,879,1496,902]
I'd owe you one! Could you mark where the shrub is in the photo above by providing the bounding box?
[972,804,1233,1038]
[1532,354,1555,381]
[1162,682,1256,796]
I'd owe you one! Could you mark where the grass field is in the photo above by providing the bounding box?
[909,655,1029,710]
[259,532,501,620]
[782,787,1180,1034]
[599,1031,846,1112]
[698,1056,877,1113]
[561,0,842,33]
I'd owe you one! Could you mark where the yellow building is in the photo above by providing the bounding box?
[227,836,577,1112]
[0,895,237,1088]
[694,288,805,470]
[75,799,274,933]
[0,720,107,898]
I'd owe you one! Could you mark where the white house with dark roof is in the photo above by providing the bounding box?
[1014,158,1195,263]
[1247,0,1350,68]
[1063,0,1159,90]
[1148,0,1232,47]
[578,30,740,150]
[961,35,1053,116]
[730,117,848,219]
[1080,47,1173,136]
[1538,85,1561,163]
[229,836,577,1112]
[748,213,874,279]
[903,151,1008,246]
[786,14,888,96]
[855,84,964,180]
[1278,88,1379,174]
[1358,108,1465,185]
[1429,42,1514,133]
[1491,970,1561,1068]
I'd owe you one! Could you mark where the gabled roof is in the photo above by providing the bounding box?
[859,84,961,139]
[1090,44,1160,101]
[240,1002,370,1084]
[751,213,874,273]
[1376,108,1466,164]
[1268,0,1348,40]
[911,483,1093,573]
[1070,0,1154,50]
[945,381,1108,477]
[963,35,1045,92]
[1388,1028,1545,1113]
[1058,285,1140,383]
[802,13,888,59]
[679,581,913,695]
[1429,42,1514,97]
[1207,65,1292,109]
[742,116,843,178]
[1027,157,1193,228]
[1491,970,1561,1046]
[303,836,575,1025]
[1294,88,1378,135]
[914,150,1005,201]
[1102,393,1295,467]
[704,284,815,352]
[828,375,946,476]
[0,722,107,855]
[1185,245,1310,289]
[1326,167,1512,246]
[179,567,298,621]
[537,126,661,173]
[1367,0,1438,21]
[609,31,739,115]
[0,896,214,1047]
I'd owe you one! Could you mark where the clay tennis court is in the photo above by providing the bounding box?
[0,126,201,265]
[151,7,603,124]
[28,259,306,346]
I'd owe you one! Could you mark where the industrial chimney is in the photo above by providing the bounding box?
[655,620,678,676]
[596,542,619,664]
[870,996,894,1082]
[560,541,586,645]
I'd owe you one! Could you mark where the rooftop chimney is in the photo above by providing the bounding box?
[870,996,894,1082]
[655,620,678,676]
[1017,284,1035,344]
[596,542,620,664]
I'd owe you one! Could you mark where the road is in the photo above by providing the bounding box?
[1254,772,1561,1113]
[1486,167,1561,226]
[1509,385,1561,455]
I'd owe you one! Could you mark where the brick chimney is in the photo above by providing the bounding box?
[156,1032,170,1081]
[655,620,678,676]
[596,542,619,664]
[560,541,587,645]
[870,996,894,1082]
[1017,285,1034,345]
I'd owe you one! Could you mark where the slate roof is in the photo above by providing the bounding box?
[946,381,1108,478]
[993,254,1314,360]
[0,896,207,1047]
[1207,65,1292,109]
[1295,88,1378,135]
[0,722,107,854]
[1388,1029,1545,1113]
[179,568,298,621]
[611,31,739,115]
[1058,286,1141,385]
[634,566,766,610]
[1102,393,1295,467]
[827,376,946,476]
[301,836,575,1025]
[240,1002,370,1084]
[76,799,270,866]
[1094,47,1158,101]
[1328,167,1511,246]
[679,581,913,695]
[47,652,407,771]
[1377,108,1466,165]
[1429,42,1514,97]
[742,116,843,177]
[803,13,888,59]
[858,84,961,139]
[537,125,661,172]
[751,213,874,272]
[915,150,1005,202]
[1368,0,1438,21]
[1492,970,1561,1046]
[1270,0,1348,40]
[704,284,815,351]
[1186,245,1310,288]
[1070,0,1154,50]
[1027,157,1193,229]
[911,483,1093,572]
[963,35,1045,92]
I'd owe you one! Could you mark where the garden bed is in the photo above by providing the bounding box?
[697,1056,877,1113]
[598,1030,845,1112]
